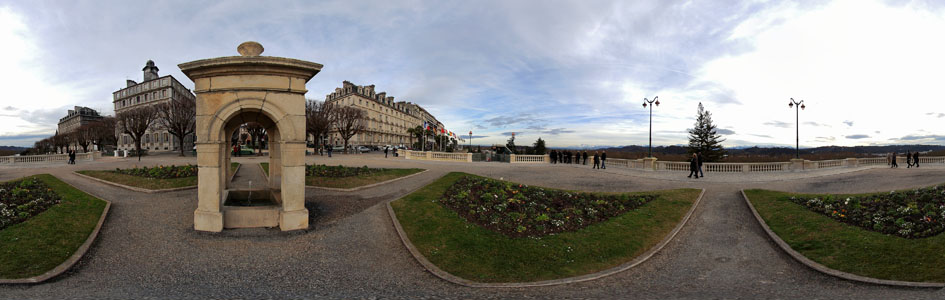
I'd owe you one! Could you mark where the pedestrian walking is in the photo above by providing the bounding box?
[550,150,557,164]
[601,151,607,169]
[907,151,912,168]
[891,152,898,168]
[582,151,588,165]
[68,150,75,164]
[384,146,389,158]
[914,151,920,168]
[697,153,704,177]
[327,145,332,158]
[593,152,600,169]
[688,153,700,178]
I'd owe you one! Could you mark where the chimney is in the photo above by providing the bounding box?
[127,80,137,87]
[377,92,386,101]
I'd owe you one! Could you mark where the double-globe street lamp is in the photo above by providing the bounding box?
[788,98,806,159]
[642,96,660,158]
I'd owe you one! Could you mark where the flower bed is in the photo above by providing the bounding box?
[0,178,62,230]
[305,164,381,178]
[789,186,945,238]
[113,164,197,179]
[439,176,658,237]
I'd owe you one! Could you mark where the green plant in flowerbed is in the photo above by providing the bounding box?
[0,177,62,230]
[113,164,198,179]
[1,174,106,279]
[441,175,658,237]
[391,172,701,282]
[262,163,423,189]
[787,186,945,238]
[745,188,945,283]
[78,163,239,190]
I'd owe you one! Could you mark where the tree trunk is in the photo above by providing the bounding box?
[135,139,142,161]
[179,136,186,157]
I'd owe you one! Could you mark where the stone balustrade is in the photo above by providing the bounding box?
[509,154,549,164]
[599,156,945,172]
[0,152,98,165]
[404,150,472,162]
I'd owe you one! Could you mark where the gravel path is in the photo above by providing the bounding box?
[1,153,944,299]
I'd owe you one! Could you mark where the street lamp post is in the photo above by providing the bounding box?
[469,131,473,151]
[788,98,806,159]
[642,96,660,158]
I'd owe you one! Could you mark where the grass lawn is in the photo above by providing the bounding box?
[261,162,423,189]
[77,162,239,190]
[745,189,945,283]
[390,172,701,282]
[0,174,107,279]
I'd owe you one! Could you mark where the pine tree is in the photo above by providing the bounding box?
[532,137,547,155]
[506,135,517,154]
[687,102,726,162]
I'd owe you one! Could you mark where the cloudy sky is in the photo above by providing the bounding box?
[2,0,944,148]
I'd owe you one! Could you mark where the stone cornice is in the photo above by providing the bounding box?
[178,56,323,82]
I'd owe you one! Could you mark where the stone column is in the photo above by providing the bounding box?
[279,140,308,231]
[843,158,858,168]
[194,142,224,232]
[643,157,658,171]
[790,158,805,172]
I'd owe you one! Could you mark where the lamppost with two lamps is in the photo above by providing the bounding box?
[643,96,660,158]
[788,98,806,159]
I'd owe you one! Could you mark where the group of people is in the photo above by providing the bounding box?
[888,151,920,168]
[66,150,77,164]
[549,150,607,169]
[383,146,398,158]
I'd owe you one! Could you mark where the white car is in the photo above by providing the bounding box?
[357,146,371,153]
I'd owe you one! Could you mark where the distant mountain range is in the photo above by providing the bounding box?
[592,144,945,155]
[0,146,28,152]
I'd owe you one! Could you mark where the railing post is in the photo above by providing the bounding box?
[843,158,857,168]
[643,157,657,171]
[466,153,473,162]
[790,158,804,172]
[509,154,516,164]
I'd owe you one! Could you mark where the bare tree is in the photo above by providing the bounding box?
[89,116,117,151]
[305,99,335,153]
[32,137,54,154]
[156,99,196,156]
[332,106,366,154]
[72,124,95,152]
[245,122,267,155]
[51,132,67,154]
[117,105,158,161]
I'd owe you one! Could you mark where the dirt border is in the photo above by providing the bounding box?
[740,189,945,288]
[0,176,111,284]
[305,169,429,192]
[387,187,706,287]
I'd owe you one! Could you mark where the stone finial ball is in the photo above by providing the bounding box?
[237,41,264,56]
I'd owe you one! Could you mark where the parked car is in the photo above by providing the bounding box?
[357,146,371,153]
[332,145,345,152]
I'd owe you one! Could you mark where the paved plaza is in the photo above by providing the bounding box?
[1,153,944,298]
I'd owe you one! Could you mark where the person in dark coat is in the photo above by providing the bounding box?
[688,153,700,178]
[384,146,389,158]
[696,153,705,177]
[913,151,920,168]
[906,151,912,168]
[891,152,898,168]
[593,152,600,169]
[549,150,556,164]
[600,151,607,169]
[68,150,75,164]
[582,151,588,165]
